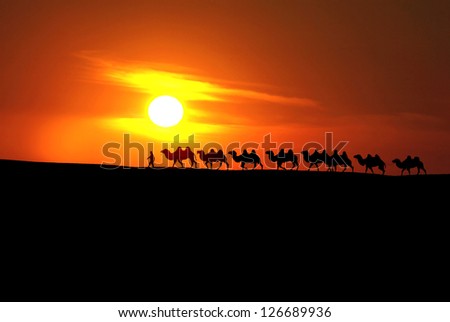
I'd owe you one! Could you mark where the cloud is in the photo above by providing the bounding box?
[76,51,318,107]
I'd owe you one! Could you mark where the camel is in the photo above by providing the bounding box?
[228,149,263,170]
[161,147,198,168]
[301,149,325,171]
[331,150,354,172]
[392,156,427,175]
[266,149,299,170]
[353,154,385,175]
[301,149,334,171]
[318,149,336,172]
[197,149,229,170]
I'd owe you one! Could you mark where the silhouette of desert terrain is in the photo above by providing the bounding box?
[1,159,448,302]
[1,158,447,215]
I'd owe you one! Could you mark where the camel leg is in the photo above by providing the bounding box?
[417,166,426,175]
[240,162,246,170]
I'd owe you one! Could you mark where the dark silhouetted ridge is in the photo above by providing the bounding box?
[1,159,448,302]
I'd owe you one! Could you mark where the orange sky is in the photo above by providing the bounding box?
[1,0,449,173]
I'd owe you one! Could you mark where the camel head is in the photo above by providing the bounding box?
[301,150,311,162]
[228,150,236,156]
[353,154,365,166]
[161,148,174,158]
[392,158,401,165]
[265,150,276,161]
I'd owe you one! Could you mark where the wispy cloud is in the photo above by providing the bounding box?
[76,51,318,107]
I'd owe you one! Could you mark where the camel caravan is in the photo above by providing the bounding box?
[156,146,426,175]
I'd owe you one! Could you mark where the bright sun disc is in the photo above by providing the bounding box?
[148,95,184,127]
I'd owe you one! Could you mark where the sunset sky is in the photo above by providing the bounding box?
[1,0,449,173]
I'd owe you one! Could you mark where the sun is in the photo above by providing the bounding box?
[148,95,184,127]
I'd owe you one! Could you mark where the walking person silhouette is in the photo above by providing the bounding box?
[147,151,155,168]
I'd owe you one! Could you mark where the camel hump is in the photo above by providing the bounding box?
[242,149,249,156]
[217,149,224,156]
[286,149,293,157]
[375,154,385,165]
[414,156,421,161]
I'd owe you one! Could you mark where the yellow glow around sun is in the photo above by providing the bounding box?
[148,96,184,127]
